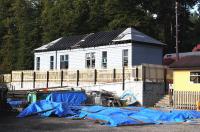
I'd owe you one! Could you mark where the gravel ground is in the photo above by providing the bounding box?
[1,112,200,132]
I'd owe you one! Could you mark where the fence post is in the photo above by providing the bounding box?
[47,71,49,88]
[11,72,12,82]
[142,65,146,82]
[164,68,167,94]
[122,67,125,91]
[113,68,116,82]
[61,70,63,87]
[136,67,139,81]
[77,70,79,86]
[10,72,12,90]
[2,75,4,83]
[94,69,97,85]
[33,71,36,89]
[21,72,24,88]
[142,65,146,91]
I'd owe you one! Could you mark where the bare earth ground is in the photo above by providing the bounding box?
[1,113,200,132]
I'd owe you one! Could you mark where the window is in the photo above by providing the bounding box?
[122,49,128,67]
[86,52,95,68]
[102,51,107,68]
[190,72,200,83]
[36,57,40,70]
[50,56,54,70]
[60,55,68,69]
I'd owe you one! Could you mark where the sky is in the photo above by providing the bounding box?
[191,4,199,13]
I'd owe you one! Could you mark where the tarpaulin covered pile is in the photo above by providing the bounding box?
[18,91,86,117]
[18,92,200,127]
[77,106,200,126]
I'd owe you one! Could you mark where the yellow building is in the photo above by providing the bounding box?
[170,56,200,109]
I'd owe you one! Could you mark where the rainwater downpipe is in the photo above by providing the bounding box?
[55,50,58,70]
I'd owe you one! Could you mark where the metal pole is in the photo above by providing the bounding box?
[175,1,179,61]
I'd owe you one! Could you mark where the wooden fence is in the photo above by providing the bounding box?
[0,74,11,83]
[173,91,200,110]
[0,64,169,89]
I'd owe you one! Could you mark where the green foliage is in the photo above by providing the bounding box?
[0,0,200,73]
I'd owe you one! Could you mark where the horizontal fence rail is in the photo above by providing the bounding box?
[173,91,200,110]
[0,64,170,90]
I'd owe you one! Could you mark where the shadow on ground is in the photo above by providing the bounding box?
[1,112,200,132]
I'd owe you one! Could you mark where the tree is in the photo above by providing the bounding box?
[0,0,200,73]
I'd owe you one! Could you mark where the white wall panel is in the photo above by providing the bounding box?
[34,43,132,70]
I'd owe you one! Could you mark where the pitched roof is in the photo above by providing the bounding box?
[47,34,88,51]
[131,28,163,45]
[169,56,200,69]
[35,27,164,52]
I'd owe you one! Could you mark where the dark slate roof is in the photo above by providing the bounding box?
[47,34,88,51]
[76,28,125,48]
[35,28,165,52]
[131,28,163,45]
[169,56,200,69]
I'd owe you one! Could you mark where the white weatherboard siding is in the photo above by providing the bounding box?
[34,43,132,70]
[34,51,56,71]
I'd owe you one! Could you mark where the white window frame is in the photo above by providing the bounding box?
[102,51,107,68]
[50,56,54,70]
[122,49,128,67]
[60,55,69,69]
[85,52,95,69]
[36,57,40,70]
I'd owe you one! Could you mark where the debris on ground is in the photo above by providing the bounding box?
[17,90,200,127]
[120,90,141,106]
[87,90,125,107]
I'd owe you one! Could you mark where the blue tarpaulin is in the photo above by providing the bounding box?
[77,106,200,126]
[7,99,27,108]
[46,92,87,105]
[17,91,86,117]
[18,91,200,127]
[17,100,82,117]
